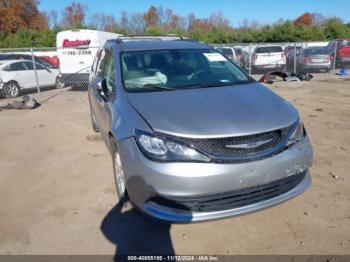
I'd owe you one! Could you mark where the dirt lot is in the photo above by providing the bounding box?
[0,75,349,255]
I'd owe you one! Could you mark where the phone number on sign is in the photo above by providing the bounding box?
[127,256,219,261]
[62,50,92,55]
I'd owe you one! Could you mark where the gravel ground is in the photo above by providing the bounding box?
[0,74,349,255]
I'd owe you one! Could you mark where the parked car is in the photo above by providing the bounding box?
[251,45,286,72]
[284,45,302,59]
[297,47,331,72]
[233,47,247,68]
[286,48,302,70]
[0,60,60,98]
[88,36,313,222]
[40,55,60,68]
[326,39,350,68]
[215,46,237,62]
[216,46,248,69]
[0,53,58,69]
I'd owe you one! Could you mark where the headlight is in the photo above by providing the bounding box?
[135,130,210,162]
[287,120,305,147]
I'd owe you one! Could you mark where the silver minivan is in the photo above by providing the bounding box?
[88,36,313,222]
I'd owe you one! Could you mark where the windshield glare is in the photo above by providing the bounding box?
[121,49,251,92]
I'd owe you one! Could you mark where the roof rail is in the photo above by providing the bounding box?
[116,34,185,43]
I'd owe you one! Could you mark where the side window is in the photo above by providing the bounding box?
[24,62,34,70]
[9,62,26,71]
[35,64,46,70]
[96,49,107,77]
[105,49,115,92]
[91,49,101,74]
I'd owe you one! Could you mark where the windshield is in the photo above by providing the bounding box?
[303,48,329,55]
[121,49,252,92]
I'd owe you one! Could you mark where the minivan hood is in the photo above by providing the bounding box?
[127,83,298,138]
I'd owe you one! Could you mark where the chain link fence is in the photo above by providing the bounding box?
[213,40,350,75]
[0,46,101,107]
[1,41,349,107]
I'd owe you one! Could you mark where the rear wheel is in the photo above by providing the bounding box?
[4,81,20,98]
[55,77,64,89]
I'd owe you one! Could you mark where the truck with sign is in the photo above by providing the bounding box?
[56,29,122,86]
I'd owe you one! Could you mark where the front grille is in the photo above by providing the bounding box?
[149,171,306,212]
[180,125,292,162]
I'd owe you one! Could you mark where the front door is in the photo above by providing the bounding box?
[90,47,116,136]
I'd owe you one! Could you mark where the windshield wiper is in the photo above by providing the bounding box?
[183,83,234,89]
[142,84,175,91]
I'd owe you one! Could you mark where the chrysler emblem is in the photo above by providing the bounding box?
[225,138,273,149]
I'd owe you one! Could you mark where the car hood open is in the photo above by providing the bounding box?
[127,83,298,138]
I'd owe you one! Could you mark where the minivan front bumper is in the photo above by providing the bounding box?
[118,136,313,222]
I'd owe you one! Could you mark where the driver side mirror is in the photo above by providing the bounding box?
[96,77,109,98]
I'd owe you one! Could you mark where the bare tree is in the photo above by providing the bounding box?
[129,13,146,34]
[238,18,261,31]
[187,13,196,31]
[120,11,129,30]
[89,12,119,32]
[45,10,58,28]
[208,11,230,28]
[157,6,173,27]
[312,13,328,25]
[61,2,87,29]
[119,11,145,34]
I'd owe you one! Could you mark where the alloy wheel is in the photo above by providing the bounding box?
[6,83,19,98]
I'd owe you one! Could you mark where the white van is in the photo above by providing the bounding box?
[56,29,122,86]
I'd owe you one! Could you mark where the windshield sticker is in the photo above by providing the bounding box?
[204,53,226,62]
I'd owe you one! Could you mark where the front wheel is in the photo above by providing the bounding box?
[4,81,20,98]
[112,145,127,202]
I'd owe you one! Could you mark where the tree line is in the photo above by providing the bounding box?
[0,0,350,48]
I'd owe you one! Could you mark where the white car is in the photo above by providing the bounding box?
[215,47,238,62]
[252,45,286,72]
[0,60,60,98]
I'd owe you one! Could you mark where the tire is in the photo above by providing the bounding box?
[111,141,128,202]
[55,77,64,89]
[4,81,20,98]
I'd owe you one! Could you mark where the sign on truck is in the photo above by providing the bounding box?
[56,29,122,86]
